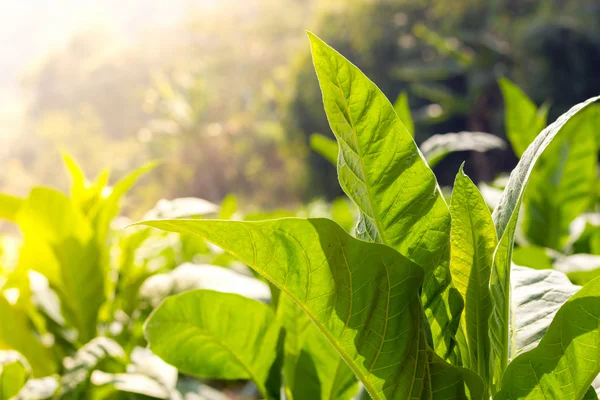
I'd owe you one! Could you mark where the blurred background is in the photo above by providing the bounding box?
[2,0,600,216]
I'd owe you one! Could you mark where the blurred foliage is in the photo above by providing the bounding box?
[2,0,600,209]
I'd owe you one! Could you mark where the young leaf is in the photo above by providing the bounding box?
[489,95,600,389]
[91,161,158,247]
[277,294,358,400]
[522,105,599,250]
[495,276,600,399]
[145,290,282,400]
[449,166,496,387]
[0,351,30,400]
[308,31,460,361]
[138,218,484,399]
[420,132,505,168]
[61,153,88,207]
[499,78,549,157]
[393,91,414,137]
[310,133,339,165]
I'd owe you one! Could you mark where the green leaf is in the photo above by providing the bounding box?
[145,290,282,400]
[138,218,484,399]
[16,187,102,342]
[449,166,496,388]
[310,133,339,165]
[393,91,414,137]
[499,78,549,158]
[276,294,358,400]
[0,351,30,400]
[511,265,580,356]
[522,105,599,250]
[495,276,600,399]
[489,95,600,390]
[91,161,158,248]
[421,132,505,168]
[0,295,56,377]
[0,194,23,223]
[308,31,460,362]
[61,153,88,207]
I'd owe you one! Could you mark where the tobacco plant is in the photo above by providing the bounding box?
[138,33,600,400]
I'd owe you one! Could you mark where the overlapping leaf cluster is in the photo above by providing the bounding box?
[139,33,600,400]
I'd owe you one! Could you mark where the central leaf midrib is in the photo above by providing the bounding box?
[330,71,389,246]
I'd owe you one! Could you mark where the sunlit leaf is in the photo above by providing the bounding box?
[308,31,461,362]
[499,78,549,158]
[138,218,484,399]
[489,95,600,390]
[0,295,55,377]
[449,166,496,389]
[145,290,282,400]
[495,276,600,399]
[91,161,159,247]
[522,105,599,250]
[511,265,580,355]
[16,187,102,342]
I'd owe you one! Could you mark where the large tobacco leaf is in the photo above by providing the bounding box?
[138,218,484,399]
[308,31,461,362]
